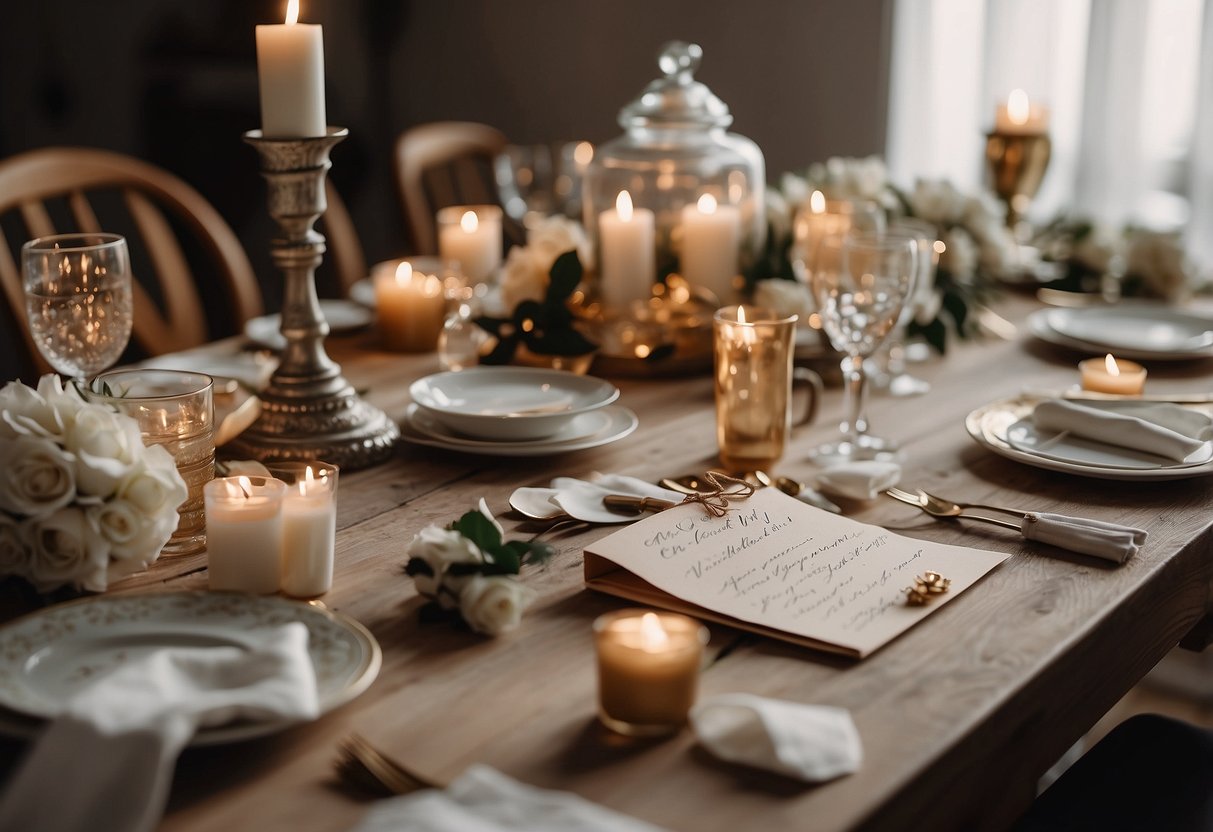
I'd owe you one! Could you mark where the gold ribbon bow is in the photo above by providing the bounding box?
[904,571,952,606]
[680,471,756,518]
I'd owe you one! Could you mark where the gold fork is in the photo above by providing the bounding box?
[334,733,438,796]
[884,487,1023,531]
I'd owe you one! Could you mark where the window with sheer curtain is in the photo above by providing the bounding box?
[886,0,1213,274]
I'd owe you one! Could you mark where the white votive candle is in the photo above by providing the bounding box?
[599,190,656,309]
[204,476,286,594]
[374,261,447,352]
[255,0,326,138]
[681,193,741,303]
[271,462,338,599]
[438,206,502,284]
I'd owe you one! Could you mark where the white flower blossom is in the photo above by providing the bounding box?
[25,507,110,593]
[754,279,815,319]
[458,574,536,636]
[0,435,77,518]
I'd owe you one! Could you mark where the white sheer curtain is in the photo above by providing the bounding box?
[886,0,1212,272]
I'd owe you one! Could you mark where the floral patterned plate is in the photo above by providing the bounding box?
[0,592,381,745]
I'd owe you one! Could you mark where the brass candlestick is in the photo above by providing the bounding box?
[984,130,1051,239]
[229,127,398,469]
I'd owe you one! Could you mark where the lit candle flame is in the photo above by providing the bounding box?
[616,190,633,221]
[460,210,478,233]
[573,141,594,166]
[1105,353,1120,377]
[395,261,413,285]
[1007,89,1030,126]
[737,305,747,324]
[639,612,670,652]
[697,193,718,214]
[238,476,253,498]
[285,0,300,25]
[810,190,826,214]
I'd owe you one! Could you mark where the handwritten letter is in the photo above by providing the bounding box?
[585,488,1009,657]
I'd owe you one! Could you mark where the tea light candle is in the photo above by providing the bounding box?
[375,261,446,352]
[255,0,326,138]
[593,609,708,736]
[794,191,854,276]
[276,463,338,599]
[681,194,741,303]
[994,88,1049,136]
[438,206,502,284]
[204,476,286,594]
[599,190,656,309]
[1080,353,1147,395]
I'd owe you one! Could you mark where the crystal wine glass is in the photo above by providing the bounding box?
[22,233,132,380]
[870,218,939,397]
[810,232,916,462]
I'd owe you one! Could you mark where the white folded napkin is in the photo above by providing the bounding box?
[1022,513,1147,564]
[691,693,862,783]
[0,622,319,832]
[814,461,902,501]
[350,764,669,832]
[512,474,685,524]
[1033,399,1210,462]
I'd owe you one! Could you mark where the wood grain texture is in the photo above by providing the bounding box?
[4,294,1212,832]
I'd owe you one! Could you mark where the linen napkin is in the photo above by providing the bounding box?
[349,764,670,832]
[0,622,319,832]
[1021,513,1147,564]
[691,693,862,783]
[814,461,902,501]
[512,474,685,524]
[1033,399,1211,462]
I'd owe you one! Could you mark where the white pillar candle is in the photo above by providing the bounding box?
[437,206,502,284]
[994,88,1049,135]
[680,194,741,303]
[255,0,326,138]
[374,261,447,352]
[204,477,286,594]
[278,463,338,599]
[599,190,656,309]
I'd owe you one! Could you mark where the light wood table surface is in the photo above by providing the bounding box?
[4,293,1213,831]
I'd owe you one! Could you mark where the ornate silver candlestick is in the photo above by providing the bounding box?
[229,127,398,469]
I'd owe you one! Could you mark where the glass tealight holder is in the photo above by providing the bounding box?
[89,369,214,556]
[204,475,285,595]
[265,461,339,599]
[436,205,502,285]
[593,609,709,737]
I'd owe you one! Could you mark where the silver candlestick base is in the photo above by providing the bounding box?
[228,127,397,469]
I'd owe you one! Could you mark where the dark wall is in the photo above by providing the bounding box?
[0,0,889,378]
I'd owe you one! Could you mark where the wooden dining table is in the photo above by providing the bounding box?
[3,291,1212,831]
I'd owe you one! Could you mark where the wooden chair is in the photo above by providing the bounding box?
[393,121,514,254]
[322,178,368,297]
[0,147,262,376]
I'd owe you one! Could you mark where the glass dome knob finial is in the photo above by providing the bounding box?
[658,41,702,80]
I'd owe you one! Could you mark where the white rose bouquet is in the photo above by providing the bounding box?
[0,375,188,594]
[404,500,551,636]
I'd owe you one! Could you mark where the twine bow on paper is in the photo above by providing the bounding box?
[680,471,755,518]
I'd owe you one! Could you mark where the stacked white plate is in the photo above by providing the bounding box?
[1027,304,1213,361]
[402,367,637,456]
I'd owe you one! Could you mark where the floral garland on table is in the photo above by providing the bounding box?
[404,500,552,636]
[750,155,1016,353]
[0,375,188,594]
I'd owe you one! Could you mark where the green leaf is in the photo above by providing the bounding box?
[941,289,968,336]
[484,545,521,574]
[546,250,583,300]
[454,510,502,553]
[645,343,677,363]
[481,334,520,365]
[404,558,433,577]
[910,317,948,355]
[526,326,598,356]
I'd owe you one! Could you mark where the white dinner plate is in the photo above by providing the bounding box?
[966,395,1213,481]
[410,367,620,441]
[350,278,376,308]
[407,403,614,447]
[0,592,381,745]
[1027,306,1213,361]
[1004,418,1213,470]
[244,300,374,350]
[399,403,638,456]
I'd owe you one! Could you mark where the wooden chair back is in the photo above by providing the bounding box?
[0,147,261,375]
[393,121,511,253]
[323,178,367,297]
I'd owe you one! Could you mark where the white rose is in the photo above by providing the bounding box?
[909,179,965,225]
[65,404,146,498]
[525,215,591,272]
[0,375,84,440]
[406,525,483,598]
[458,574,536,636]
[87,497,171,568]
[940,228,978,280]
[498,246,549,311]
[0,436,76,517]
[119,451,188,523]
[780,171,810,207]
[852,156,889,201]
[0,514,30,578]
[1071,225,1123,274]
[25,507,110,592]
[754,279,815,319]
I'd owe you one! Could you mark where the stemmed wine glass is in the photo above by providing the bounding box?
[22,233,133,380]
[809,232,917,462]
[870,218,939,397]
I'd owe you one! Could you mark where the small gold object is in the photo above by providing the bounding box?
[904,571,951,606]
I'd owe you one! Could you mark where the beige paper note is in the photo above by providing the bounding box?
[585,488,1010,657]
